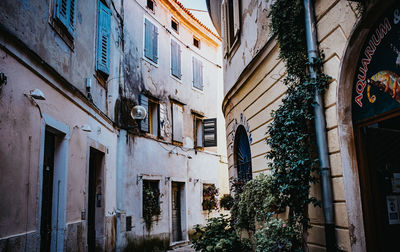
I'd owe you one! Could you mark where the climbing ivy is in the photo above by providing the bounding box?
[267,0,330,227]
[143,186,161,232]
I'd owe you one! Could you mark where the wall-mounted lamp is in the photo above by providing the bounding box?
[136,175,143,185]
[165,176,171,185]
[194,179,199,185]
[130,105,147,120]
[30,89,46,100]
[81,124,92,132]
[187,155,192,159]
[0,72,7,89]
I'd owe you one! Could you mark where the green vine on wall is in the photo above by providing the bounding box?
[267,0,331,227]
[143,186,161,232]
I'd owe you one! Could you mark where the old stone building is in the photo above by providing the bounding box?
[208,0,400,251]
[0,0,226,251]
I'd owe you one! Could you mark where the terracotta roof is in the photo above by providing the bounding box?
[172,0,221,41]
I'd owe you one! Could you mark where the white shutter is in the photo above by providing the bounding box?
[172,103,183,143]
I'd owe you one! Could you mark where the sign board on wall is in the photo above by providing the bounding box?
[353,5,400,122]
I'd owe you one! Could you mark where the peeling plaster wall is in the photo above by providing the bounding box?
[118,0,227,245]
[223,0,274,96]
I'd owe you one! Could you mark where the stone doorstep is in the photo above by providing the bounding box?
[168,240,194,251]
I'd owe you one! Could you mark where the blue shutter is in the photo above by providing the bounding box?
[55,0,69,28]
[177,43,181,78]
[152,23,158,63]
[96,1,111,75]
[139,94,149,132]
[192,57,197,87]
[198,60,203,90]
[67,0,76,36]
[171,40,181,78]
[144,19,153,61]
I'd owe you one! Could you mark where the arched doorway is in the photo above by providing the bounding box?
[338,1,400,251]
[234,125,252,182]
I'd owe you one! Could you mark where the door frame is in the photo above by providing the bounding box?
[168,178,187,244]
[86,139,107,250]
[38,113,70,251]
[337,1,396,251]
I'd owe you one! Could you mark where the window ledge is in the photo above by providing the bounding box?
[170,74,183,83]
[192,86,204,94]
[142,57,159,68]
[49,19,75,50]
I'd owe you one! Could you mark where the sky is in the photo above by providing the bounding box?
[177,0,218,34]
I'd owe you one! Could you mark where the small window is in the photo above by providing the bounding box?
[139,94,160,137]
[193,37,200,48]
[144,18,158,64]
[192,57,203,91]
[147,0,154,11]
[224,0,240,50]
[171,19,179,33]
[202,184,218,211]
[142,180,160,217]
[194,116,204,148]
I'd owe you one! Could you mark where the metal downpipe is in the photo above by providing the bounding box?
[303,0,336,251]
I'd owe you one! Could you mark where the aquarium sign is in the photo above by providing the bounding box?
[353,5,400,122]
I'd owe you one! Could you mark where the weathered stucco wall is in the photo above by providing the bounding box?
[222,0,365,251]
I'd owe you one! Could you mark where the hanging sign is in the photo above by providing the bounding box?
[353,5,400,122]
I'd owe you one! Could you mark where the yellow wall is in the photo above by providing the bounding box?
[223,1,361,251]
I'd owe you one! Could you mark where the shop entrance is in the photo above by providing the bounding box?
[357,115,400,251]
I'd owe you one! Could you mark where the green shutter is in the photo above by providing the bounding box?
[139,94,149,132]
[96,1,111,75]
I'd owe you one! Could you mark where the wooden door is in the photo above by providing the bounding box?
[40,131,55,252]
[171,182,182,242]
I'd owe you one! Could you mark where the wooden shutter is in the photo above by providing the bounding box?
[159,103,167,138]
[172,103,183,143]
[55,0,69,28]
[96,1,111,75]
[171,40,181,78]
[67,0,76,35]
[193,58,203,90]
[144,19,153,60]
[139,94,149,132]
[203,118,217,147]
[233,0,240,38]
[152,23,158,63]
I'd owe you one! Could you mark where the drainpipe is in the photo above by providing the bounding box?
[303,0,336,251]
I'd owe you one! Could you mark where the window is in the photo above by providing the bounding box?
[142,180,160,217]
[171,39,181,79]
[193,37,200,49]
[234,125,252,182]
[139,94,162,137]
[54,0,76,37]
[193,115,217,148]
[171,18,179,33]
[144,18,158,64]
[146,0,154,11]
[172,102,184,143]
[224,0,240,50]
[192,57,203,90]
[96,1,111,77]
[202,184,218,211]
[194,116,204,148]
